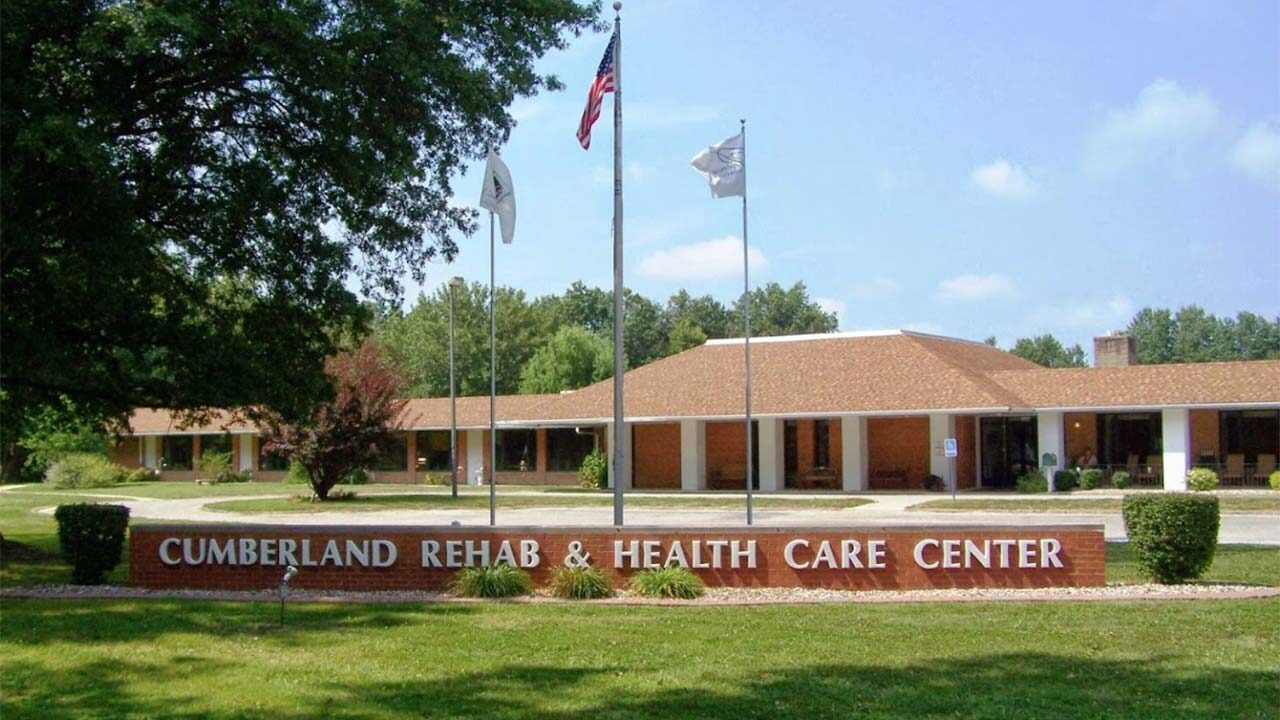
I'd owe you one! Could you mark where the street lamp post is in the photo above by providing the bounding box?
[448,276,464,499]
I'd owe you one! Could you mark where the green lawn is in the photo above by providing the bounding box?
[2,597,1276,719]
[204,493,871,513]
[912,496,1280,514]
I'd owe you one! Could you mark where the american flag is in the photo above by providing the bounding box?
[576,31,616,150]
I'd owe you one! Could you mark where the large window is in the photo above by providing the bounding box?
[497,429,536,472]
[370,433,408,471]
[1097,413,1161,465]
[547,428,594,472]
[201,434,232,457]
[1220,410,1279,463]
[162,435,193,471]
[415,431,453,472]
[813,420,831,468]
[258,436,289,471]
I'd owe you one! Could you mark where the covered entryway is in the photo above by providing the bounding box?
[980,416,1038,488]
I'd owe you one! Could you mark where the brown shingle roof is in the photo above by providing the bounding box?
[121,331,1280,435]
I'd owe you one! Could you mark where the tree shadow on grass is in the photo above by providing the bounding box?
[0,598,477,648]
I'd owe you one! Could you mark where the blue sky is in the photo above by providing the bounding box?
[403,0,1279,355]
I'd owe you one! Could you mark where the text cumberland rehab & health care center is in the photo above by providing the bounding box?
[131,525,1106,591]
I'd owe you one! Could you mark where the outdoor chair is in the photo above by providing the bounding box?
[1254,454,1276,483]
[1125,453,1140,479]
[1138,455,1161,485]
[1223,453,1246,484]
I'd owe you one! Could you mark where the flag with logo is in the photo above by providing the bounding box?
[690,132,745,199]
[479,148,516,243]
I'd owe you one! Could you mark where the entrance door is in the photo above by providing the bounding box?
[980,417,1039,488]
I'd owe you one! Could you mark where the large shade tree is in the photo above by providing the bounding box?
[0,0,598,441]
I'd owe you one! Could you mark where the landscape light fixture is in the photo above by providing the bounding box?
[279,565,299,625]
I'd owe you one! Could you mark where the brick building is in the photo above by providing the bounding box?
[115,330,1280,492]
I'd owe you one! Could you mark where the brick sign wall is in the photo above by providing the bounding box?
[129,525,1106,591]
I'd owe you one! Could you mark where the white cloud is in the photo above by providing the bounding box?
[1230,118,1280,190]
[638,236,766,280]
[1029,295,1134,329]
[937,273,1016,302]
[628,162,650,181]
[814,297,847,324]
[971,159,1037,199]
[1086,79,1221,174]
[849,276,901,301]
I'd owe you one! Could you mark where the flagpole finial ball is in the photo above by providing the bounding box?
[613,1,621,11]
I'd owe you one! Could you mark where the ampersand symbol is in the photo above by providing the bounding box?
[564,541,591,568]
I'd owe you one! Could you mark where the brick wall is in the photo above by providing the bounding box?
[1190,409,1219,462]
[633,423,681,489]
[130,525,1105,591]
[867,417,929,489]
[706,421,750,489]
[111,437,142,469]
[956,416,976,489]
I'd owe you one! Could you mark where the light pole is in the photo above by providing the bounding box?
[448,276,464,499]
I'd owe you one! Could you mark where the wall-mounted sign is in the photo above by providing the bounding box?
[130,525,1105,591]
[943,438,958,458]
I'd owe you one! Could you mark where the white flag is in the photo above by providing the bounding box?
[690,132,745,199]
[479,148,516,243]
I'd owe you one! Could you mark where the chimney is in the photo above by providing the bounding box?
[1094,334,1136,368]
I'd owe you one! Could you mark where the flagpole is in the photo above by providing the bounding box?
[488,210,497,527]
[740,117,753,526]
[610,1,626,527]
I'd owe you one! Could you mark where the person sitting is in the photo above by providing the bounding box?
[1076,448,1098,468]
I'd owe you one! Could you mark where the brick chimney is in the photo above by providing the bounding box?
[1094,334,1136,368]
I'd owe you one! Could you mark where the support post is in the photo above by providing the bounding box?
[1162,408,1190,491]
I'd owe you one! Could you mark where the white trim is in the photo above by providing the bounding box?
[1032,402,1280,413]
[705,329,901,345]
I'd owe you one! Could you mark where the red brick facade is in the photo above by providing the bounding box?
[867,417,930,489]
[633,423,681,489]
[130,524,1106,591]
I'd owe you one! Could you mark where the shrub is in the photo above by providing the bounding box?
[1015,473,1047,494]
[549,565,614,599]
[450,564,534,598]
[1122,494,1219,584]
[1110,470,1132,489]
[579,449,608,490]
[1185,467,1219,492]
[1079,468,1105,490]
[1053,469,1079,492]
[1270,470,1280,491]
[284,459,310,485]
[196,450,232,480]
[53,504,130,584]
[629,566,705,599]
[44,453,126,488]
[422,472,450,486]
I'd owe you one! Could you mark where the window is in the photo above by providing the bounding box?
[162,435,193,471]
[415,431,453,472]
[813,420,831,468]
[1220,410,1280,463]
[547,428,595,471]
[497,429,536,472]
[370,433,408,471]
[201,434,231,457]
[258,436,289,471]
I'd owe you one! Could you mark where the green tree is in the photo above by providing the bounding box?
[1126,305,1280,364]
[1010,335,1088,368]
[732,282,838,337]
[377,283,548,398]
[0,0,596,433]
[519,326,613,394]
[1128,308,1177,364]
[665,290,733,338]
[668,319,710,354]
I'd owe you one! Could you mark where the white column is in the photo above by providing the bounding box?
[1037,412,1065,492]
[605,422,633,490]
[757,417,785,492]
[841,415,868,492]
[465,429,484,485]
[929,413,956,480]
[680,419,706,491]
[237,433,255,472]
[143,436,159,469]
[1162,408,1190,491]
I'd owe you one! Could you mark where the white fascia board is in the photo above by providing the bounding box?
[1031,401,1280,413]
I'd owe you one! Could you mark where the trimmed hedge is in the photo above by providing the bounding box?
[1185,467,1219,492]
[1110,470,1132,489]
[629,566,705,599]
[1053,469,1079,492]
[1079,468,1105,490]
[54,504,130,584]
[1121,494,1219,584]
[1270,470,1280,491]
[550,565,614,599]
[1015,473,1048,494]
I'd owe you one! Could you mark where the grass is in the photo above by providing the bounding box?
[1,598,1277,719]
[3,481,428,499]
[911,495,1280,514]
[203,493,872,513]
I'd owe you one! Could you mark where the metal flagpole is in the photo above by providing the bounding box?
[488,211,497,526]
[449,279,458,499]
[611,2,625,527]
[740,117,753,526]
